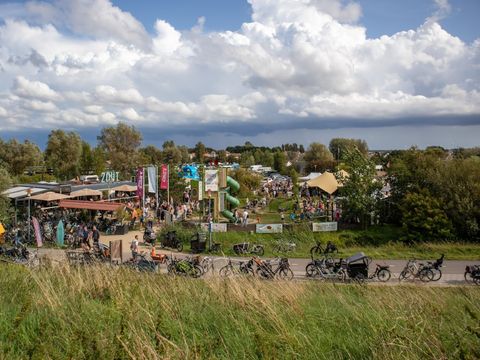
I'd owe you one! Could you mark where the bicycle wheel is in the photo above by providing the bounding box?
[219,265,232,277]
[277,268,294,280]
[310,245,322,259]
[335,270,346,282]
[473,276,480,286]
[399,270,409,282]
[419,269,434,282]
[176,242,183,252]
[464,271,472,283]
[431,269,442,281]
[255,267,270,280]
[377,268,391,282]
[192,265,203,278]
[305,263,319,277]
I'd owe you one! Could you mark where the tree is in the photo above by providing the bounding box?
[98,123,142,178]
[303,142,334,173]
[45,130,82,180]
[194,142,206,163]
[92,147,106,176]
[339,148,381,229]
[0,139,43,176]
[399,190,453,243]
[240,152,255,167]
[329,138,368,161]
[80,142,94,174]
[217,150,227,163]
[273,151,288,174]
[140,145,163,165]
[0,166,12,223]
[231,168,262,198]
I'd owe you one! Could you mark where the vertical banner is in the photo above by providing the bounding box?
[160,164,169,190]
[56,220,64,246]
[136,167,144,201]
[147,166,157,194]
[32,216,43,247]
[205,170,219,192]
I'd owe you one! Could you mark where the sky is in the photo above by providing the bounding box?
[0,0,479,150]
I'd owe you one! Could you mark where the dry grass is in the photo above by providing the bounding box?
[0,263,479,359]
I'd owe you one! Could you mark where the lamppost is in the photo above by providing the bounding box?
[26,188,32,243]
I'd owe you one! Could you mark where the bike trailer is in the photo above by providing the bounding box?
[346,252,371,278]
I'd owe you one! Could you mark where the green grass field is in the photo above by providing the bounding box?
[0,264,479,359]
[164,224,480,260]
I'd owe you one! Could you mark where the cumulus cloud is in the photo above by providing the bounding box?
[0,0,478,140]
[12,76,62,101]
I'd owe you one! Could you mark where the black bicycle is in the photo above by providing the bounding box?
[219,258,255,277]
[254,257,294,280]
[368,263,391,282]
[464,265,480,285]
[310,240,338,259]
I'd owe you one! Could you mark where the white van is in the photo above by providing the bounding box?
[80,175,99,183]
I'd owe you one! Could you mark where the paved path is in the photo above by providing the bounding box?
[31,230,479,286]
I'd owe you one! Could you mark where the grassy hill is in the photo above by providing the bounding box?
[0,263,479,359]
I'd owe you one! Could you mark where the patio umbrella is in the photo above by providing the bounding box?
[307,172,339,194]
[111,184,137,192]
[69,189,103,198]
[30,191,71,202]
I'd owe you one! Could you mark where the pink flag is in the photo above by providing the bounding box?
[160,164,169,190]
[32,216,43,248]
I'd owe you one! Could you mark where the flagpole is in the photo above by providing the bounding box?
[142,167,145,207]
[155,165,159,210]
[167,164,170,205]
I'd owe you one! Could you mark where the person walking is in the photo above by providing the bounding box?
[92,225,100,248]
[130,234,139,260]
[242,209,249,227]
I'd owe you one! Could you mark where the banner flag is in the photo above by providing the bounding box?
[160,164,169,190]
[32,217,43,247]
[56,220,64,246]
[147,166,157,194]
[205,170,219,192]
[136,167,144,200]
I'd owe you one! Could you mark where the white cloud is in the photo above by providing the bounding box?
[25,0,151,50]
[121,107,142,121]
[21,99,57,112]
[12,76,62,101]
[0,0,477,135]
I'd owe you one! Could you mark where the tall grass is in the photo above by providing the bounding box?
[0,263,479,359]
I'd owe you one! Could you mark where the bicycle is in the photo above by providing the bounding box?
[233,242,264,256]
[308,258,348,282]
[254,257,294,280]
[423,254,444,282]
[399,260,434,282]
[464,265,480,285]
[310,240,338,260]
[167,256,202,277]
[272,239,296,254]
[218,258,255,277]
[368,264,391,282]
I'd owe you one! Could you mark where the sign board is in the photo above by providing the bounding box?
[312,222,338,232]
[256,224,283,234]
[205,170,219,192]
[101,171,120,183]
[109,240,123,264]
[200,223,227,233]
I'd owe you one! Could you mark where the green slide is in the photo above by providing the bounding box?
[221,176,240,222]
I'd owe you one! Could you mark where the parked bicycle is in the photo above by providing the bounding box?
[310,240,338,259]
[159,231,183,252]
[124,252,158,272]
[167,256,202,277]
[464,265,480,285]
[399,260,434,282]
[423,254,444,281]
[233,242,264,256]
[272,239,296,254]
[368,263,391,282]
[254,257,294,280]
[219,258,255,277]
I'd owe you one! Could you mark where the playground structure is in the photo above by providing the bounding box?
[180,165,241,223]
[220,176,240,222]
